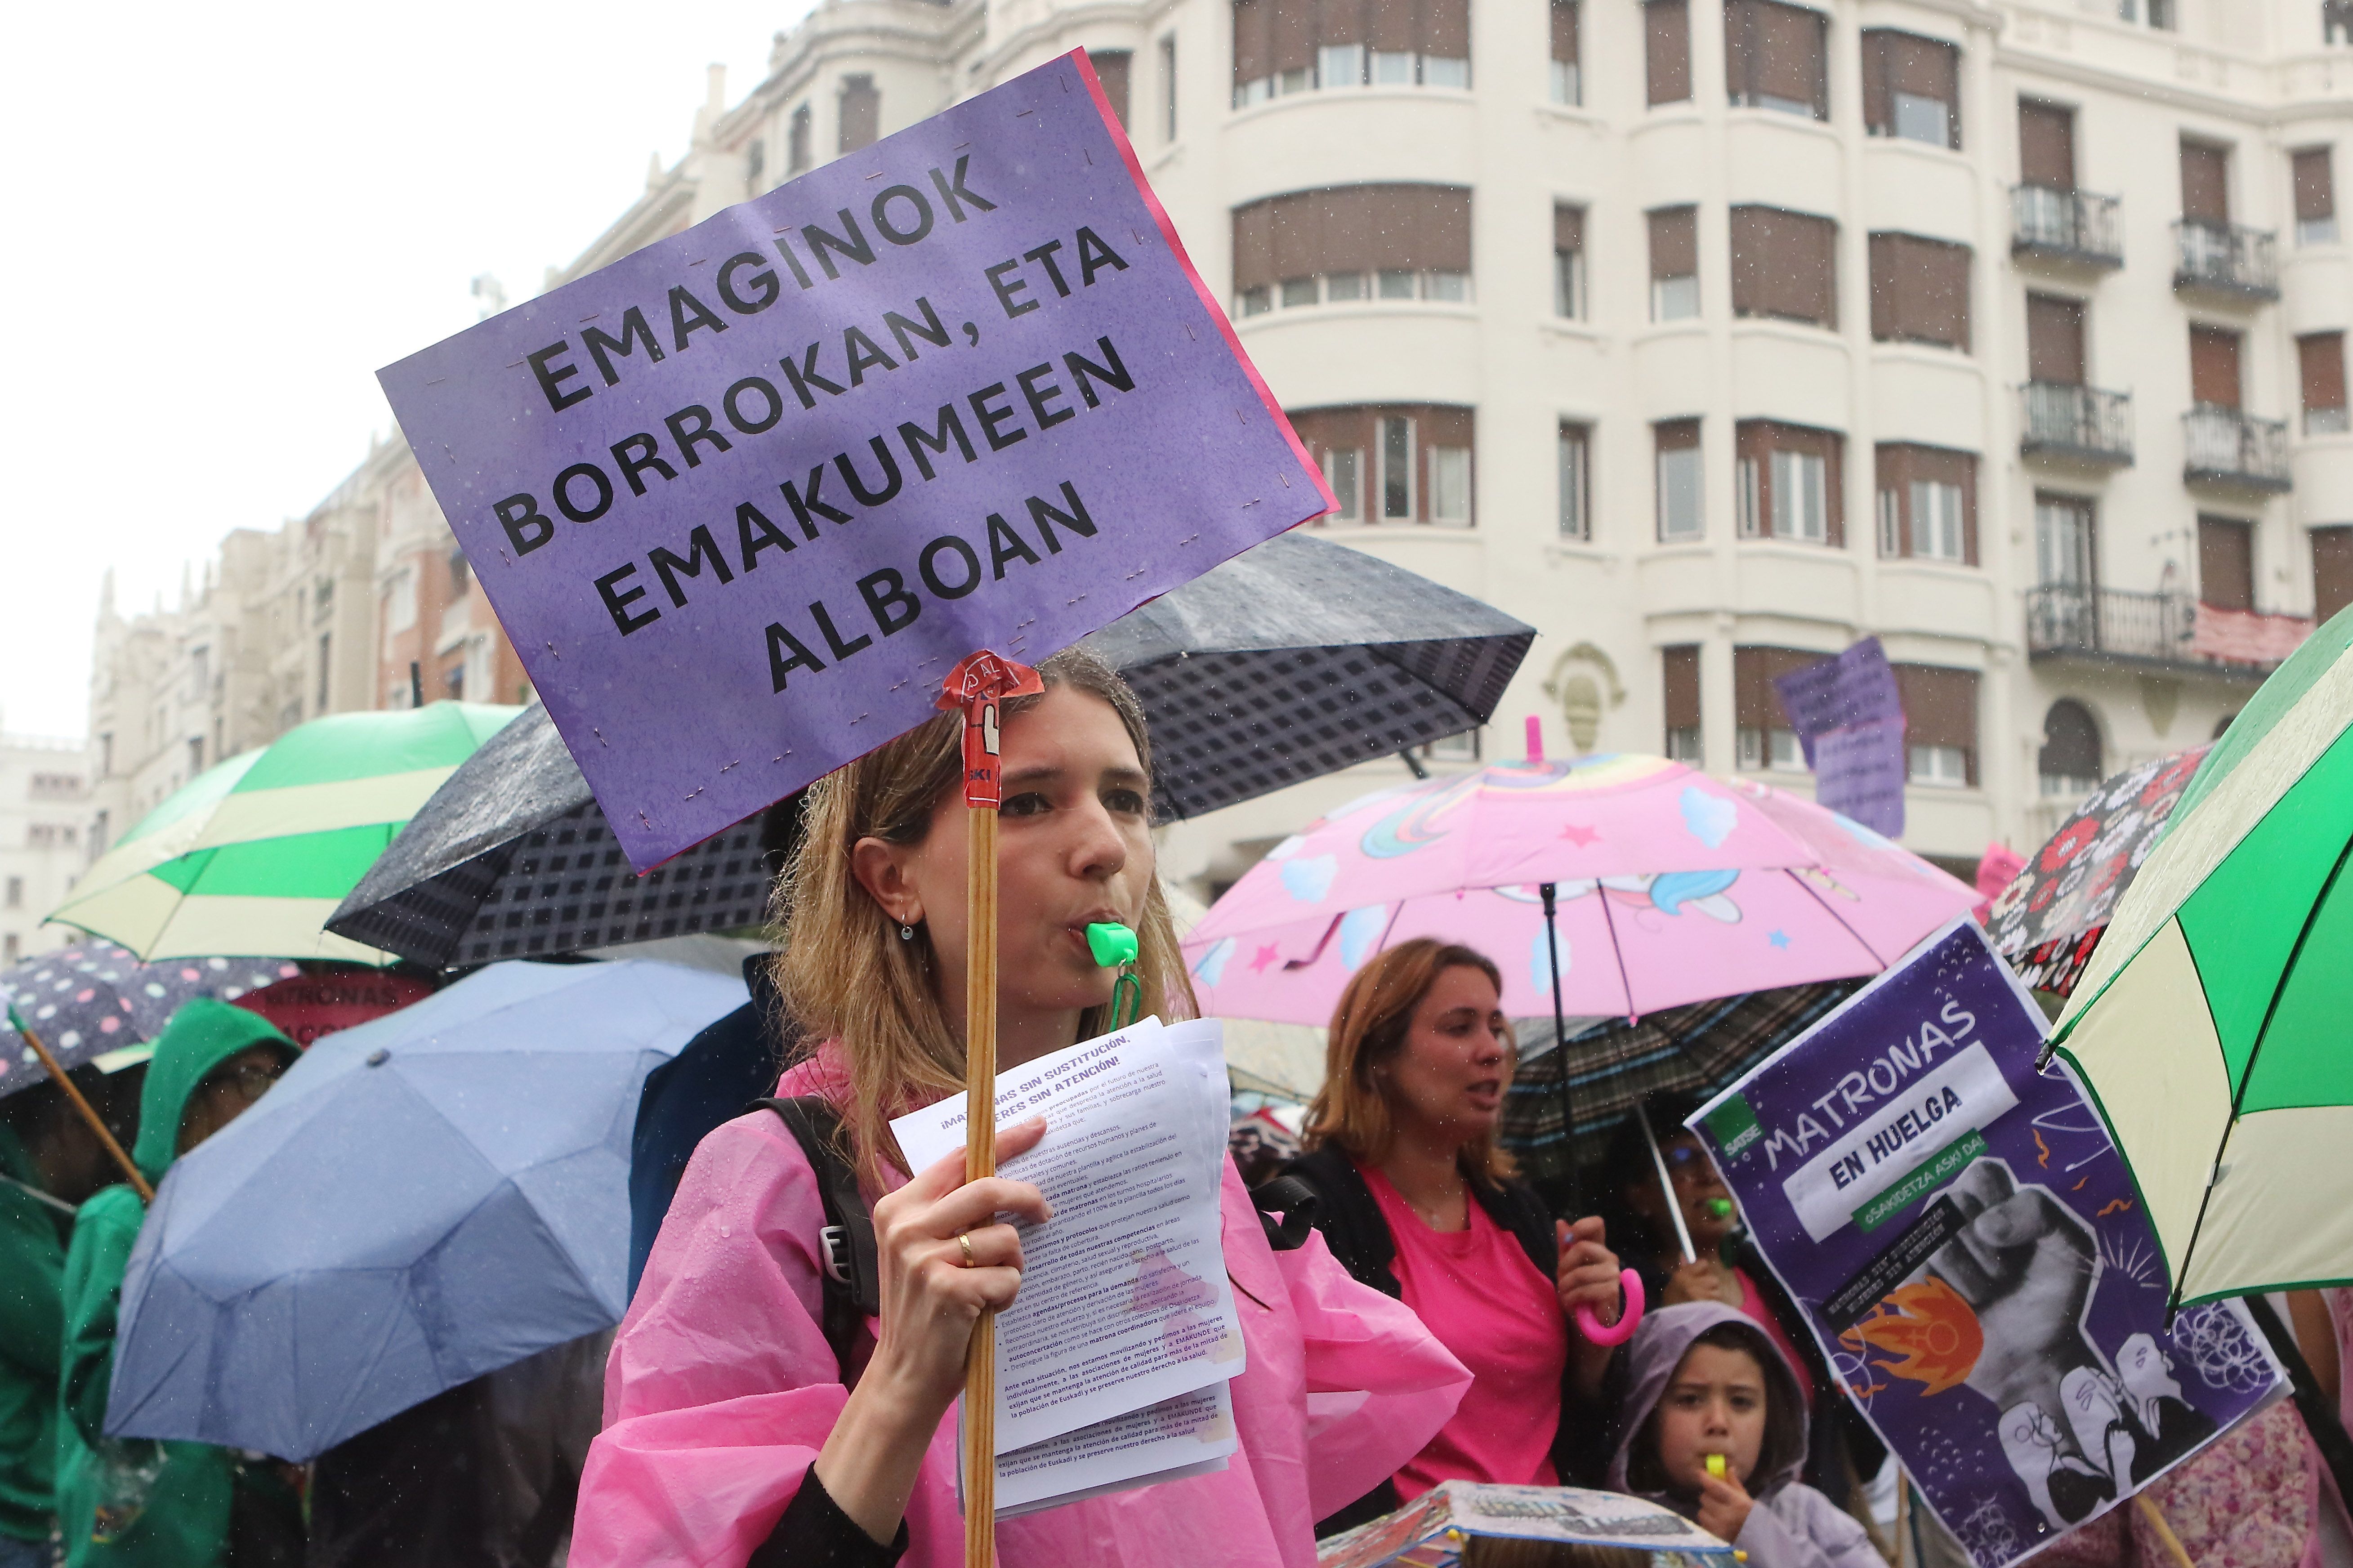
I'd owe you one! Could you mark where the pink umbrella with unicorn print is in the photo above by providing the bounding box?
[1183,748,1978,1026]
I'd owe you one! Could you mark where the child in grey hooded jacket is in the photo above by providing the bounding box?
[1607,1303,1883,1568]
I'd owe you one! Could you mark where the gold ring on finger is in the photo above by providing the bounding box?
[958,1232,976,1268]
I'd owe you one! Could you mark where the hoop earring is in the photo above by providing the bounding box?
[899,924,915,941]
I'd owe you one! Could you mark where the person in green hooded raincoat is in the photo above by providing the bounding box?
[4,1063,127,1568]
[55,1000,303,1568]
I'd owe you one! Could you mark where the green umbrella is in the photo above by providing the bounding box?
[2048,607,2353,1307]
[49,704,521,965]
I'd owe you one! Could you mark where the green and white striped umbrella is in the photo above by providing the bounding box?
[2049,608,2353,1306]
[49,704,522,965]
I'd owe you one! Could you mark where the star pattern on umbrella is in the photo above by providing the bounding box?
[1768,930,1791,949]
[1559,824,1602,847]
[1249,942,1283,974]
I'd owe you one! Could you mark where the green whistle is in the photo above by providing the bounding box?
[1085,922,1139,967]
[1706,1197,1735,1219]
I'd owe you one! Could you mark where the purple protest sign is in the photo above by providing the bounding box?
[379,53,1332,868]
[1773,638,1907,836]
[1688,922,2279,1568]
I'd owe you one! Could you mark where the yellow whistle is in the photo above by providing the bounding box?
[1706,1453,1728,1479]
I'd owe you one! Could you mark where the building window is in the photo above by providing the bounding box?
[2294,147,2337,244]
[1647,0,1692,104]
[1089,48,1134,129]
[1730,206,1837,328]
[4,877,20,909]
[2038,701,2103,796]
[1231,184,1472,315]
[1159,34,1179,140]
[384,567,417,635]
[1656,419,1704,541]
[2027,292,2088,386]
[449,548,471,598]
[1736,421,1843,544]
[2018,99,2077,192]
[2,936,15,964]
[2181,138,2232,226]
[2191,324,2244,410]
[1415,729,1482,763]
[2301,333,2348,433]
[1734,647,1817,771]
[746,138,765,190]
[1558,423,1590,540]
[1231,0,1470,105]
[2331,0,2353,45]
[1662,644,1703,764]
[188,736,204,777]
[1862,30,1959,148]
[2314,527,2353,622]
[787,104,812,177]
[1895,664,1978,786]
[1868,233,1970,350]
[1875,445,1977,563]
[317,633,333,713]
[1288,404,1475,526]
[838,75,880,155]
[2198,515,2255,611]
[1649,206,1699,320]
[1552,0,1582,104]
[2036,494,2097,587]
[2117,0,2176,26]
[1724,0,1828,120]
[1554,204,1586,318]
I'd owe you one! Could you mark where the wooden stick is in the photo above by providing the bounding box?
[14,1018,151,1202]
[963,799,1000,1568]
[2135,1493,2195,1568]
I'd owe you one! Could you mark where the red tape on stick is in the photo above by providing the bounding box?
[940,652,1045,809]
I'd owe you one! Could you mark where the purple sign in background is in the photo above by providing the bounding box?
[1689,922,2278,1568]
[1774,638,1907,837]
[380,53,1331,868]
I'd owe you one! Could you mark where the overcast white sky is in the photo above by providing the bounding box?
[0,0,818,739]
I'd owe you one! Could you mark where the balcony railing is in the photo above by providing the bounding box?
[2013,186,2125,268]
[2026,585,2305,676]
[2183,406,2292,490]
[2173,220,2281,299]
[2021,383,2134,467]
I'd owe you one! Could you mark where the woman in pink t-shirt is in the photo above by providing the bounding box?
[1278,940,1630,1535]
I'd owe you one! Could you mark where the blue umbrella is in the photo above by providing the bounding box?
[105,957,746,1460]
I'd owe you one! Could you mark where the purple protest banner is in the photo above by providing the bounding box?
[1688,921,2280,1568]
[379,53,1333,869]
[1773,638,1907,836]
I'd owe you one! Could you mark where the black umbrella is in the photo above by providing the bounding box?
[327,532,1533,969]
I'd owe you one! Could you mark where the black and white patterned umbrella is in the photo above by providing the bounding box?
[327,532,1532,969]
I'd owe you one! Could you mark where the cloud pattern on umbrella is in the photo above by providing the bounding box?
[0,940,299,1095]
[1186,757,1977,1022]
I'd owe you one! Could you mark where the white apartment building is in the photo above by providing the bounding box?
[554,0,2353,889]
[0,732,90,964]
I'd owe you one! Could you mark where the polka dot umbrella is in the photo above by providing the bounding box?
[0,939,299,1102]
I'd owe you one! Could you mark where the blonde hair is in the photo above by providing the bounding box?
[770,647,1197,1185]
[1301,938,1516,1184]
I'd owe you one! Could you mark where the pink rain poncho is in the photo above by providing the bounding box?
[574,1050,1472,1568]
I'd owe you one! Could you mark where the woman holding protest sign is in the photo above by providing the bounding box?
[573,648,1471,1568]
[1277,940,1630,1531]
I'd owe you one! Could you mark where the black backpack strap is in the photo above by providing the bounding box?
[1246,1174,1320,1252]
[754,1097,880,1376]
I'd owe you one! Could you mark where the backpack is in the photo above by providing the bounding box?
[754,1096,1319,1378]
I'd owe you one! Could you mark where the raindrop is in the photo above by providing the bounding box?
[145,983,167,998]
[36,1006,56,1020]
[207,958,228,970]
[250,974,272,988]
[58,1032,80,1049]
[223,987,243,1000]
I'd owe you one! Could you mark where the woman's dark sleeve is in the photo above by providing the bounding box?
[746,1469,909,1568]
